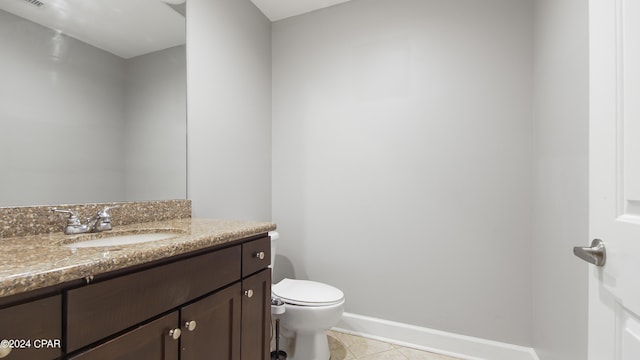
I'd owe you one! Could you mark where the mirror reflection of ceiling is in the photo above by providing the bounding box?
[250,0,353,22]
[0,0,185,59]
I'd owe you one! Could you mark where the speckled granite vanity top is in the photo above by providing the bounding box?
[0,218,276,298]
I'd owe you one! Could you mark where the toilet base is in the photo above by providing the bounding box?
[287,330,330,360]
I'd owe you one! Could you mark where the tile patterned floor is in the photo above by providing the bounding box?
[328,330,462,360]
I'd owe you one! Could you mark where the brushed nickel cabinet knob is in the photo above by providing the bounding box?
[169,328,181,340]
[185,320,197,331]
[0,345,11,358]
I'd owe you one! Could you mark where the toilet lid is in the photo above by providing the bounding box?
[272,278,344,306]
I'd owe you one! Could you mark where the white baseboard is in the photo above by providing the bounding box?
[333,312,539,360]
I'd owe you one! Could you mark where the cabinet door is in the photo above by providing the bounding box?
[180,283,241,360]
[0,295,61,360]
[67,312,179,360]
[241,269,271,360]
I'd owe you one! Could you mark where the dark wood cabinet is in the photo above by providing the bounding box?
[0,295,61,360]
[0,234,271,360]
[66,246,241,353]
[69,281,250,360]
[67,235,271,359]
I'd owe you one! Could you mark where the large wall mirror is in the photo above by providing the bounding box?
[0,0,187,207]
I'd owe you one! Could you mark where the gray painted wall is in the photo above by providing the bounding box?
[0,10,126,206]
[186,0,272,221]
[531,0,589,358]
[272,0,534,346]
[124,45,187,201]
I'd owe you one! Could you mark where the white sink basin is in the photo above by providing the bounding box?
[63,232,178,248]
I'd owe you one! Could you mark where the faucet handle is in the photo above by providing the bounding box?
[92,205,120,232]
[98,205,120,217]
[50,208,82,226]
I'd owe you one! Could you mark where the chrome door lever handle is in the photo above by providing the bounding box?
[573,239,606,266]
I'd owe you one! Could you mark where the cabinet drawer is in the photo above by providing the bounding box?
[0,295,61,360]
[66,245,241,353]
[242,237,270,276]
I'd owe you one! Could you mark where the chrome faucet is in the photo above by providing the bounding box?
[51,206,120,235]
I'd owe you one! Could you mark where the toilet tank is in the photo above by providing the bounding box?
[268,231,279,269]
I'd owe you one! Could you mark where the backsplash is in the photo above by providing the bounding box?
[0,200,191,239]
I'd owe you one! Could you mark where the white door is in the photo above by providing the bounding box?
[587,0,640,359]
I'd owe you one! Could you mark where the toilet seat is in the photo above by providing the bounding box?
[273,278,344,307]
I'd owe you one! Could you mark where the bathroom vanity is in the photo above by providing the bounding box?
[0,205,275,360]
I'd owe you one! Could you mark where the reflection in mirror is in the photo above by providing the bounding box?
[0,0,187,207]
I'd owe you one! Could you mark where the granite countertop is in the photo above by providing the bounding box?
[0,218,276,298]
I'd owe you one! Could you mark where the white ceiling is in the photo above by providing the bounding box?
[250,0,354,22]
[0,0,185,59]
[1,0,351,59]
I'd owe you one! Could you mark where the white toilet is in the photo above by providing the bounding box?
[269,231,345,360]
